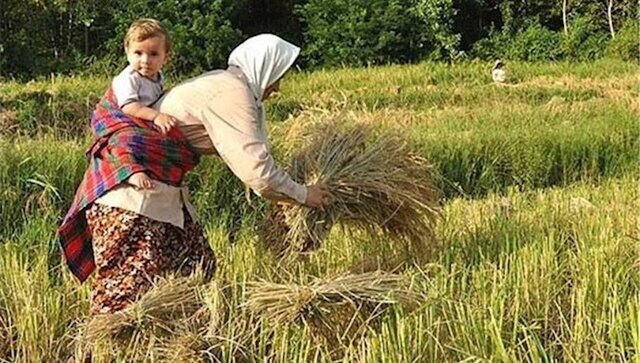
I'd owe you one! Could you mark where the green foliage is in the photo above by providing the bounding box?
[470,29,510,60]
[507,23,564,61]
[411,0,462,60]
[297,0,432,67]
[472,10,637,62]
[107,0,243,76]
[561,16,610,60]
[0,0,116,78]
[0,0,638,77]
[606,18,640,61]
[498,0,560,35]
[232,0,305,45]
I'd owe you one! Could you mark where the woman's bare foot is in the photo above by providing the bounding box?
[127,172,154,189]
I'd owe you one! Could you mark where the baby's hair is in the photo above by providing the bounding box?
[124,18,171,53]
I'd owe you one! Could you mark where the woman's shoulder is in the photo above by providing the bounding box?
[160,70,257,119]
[177,70,255,102]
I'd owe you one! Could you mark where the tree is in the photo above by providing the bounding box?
[0,0,117,77]
[298,0,435,67]
[107,0,243,76]
[412,0,461,59]
[563,0,569,35]
[231,0,304,45]
[607,0,615,38]
[571,0,635,39]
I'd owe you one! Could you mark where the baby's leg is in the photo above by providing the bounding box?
[127,172,154,189]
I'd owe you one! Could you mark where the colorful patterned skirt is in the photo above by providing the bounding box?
[85,204,216,315]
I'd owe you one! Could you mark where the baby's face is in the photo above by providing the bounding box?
[126,35,167,79]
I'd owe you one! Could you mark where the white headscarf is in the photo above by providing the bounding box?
[228,34,300,105]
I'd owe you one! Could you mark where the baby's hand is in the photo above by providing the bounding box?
[153,112,177,134]
[128,172,155,190]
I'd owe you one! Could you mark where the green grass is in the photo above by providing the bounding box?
[1,59,637,135]
[0,60,638,362]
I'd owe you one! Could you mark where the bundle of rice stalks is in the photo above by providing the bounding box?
[79,275,244,363]
[85,275,206,344]
[244,271,418,348]
[263,120,442,258]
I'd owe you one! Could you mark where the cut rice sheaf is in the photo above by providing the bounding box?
[263,120,442,259]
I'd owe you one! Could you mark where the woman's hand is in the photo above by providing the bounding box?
[305,184,329,209]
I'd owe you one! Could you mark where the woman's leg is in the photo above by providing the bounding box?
[86,204,171,315]
[165,210,216,280]
[86,204,216,315]
[80,205,215,363]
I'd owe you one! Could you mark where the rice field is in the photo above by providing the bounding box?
[0,59,638,362]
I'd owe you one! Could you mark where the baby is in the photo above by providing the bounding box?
[112,18,177,189]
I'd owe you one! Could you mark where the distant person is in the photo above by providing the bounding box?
[492,59,507,84]
[110,18,178,189]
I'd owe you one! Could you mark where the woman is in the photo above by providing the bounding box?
[59,34,328,317]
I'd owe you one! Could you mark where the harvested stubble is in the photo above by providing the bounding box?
[263,120,442,258]
[244,271,418,347]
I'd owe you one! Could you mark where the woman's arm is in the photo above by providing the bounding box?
[191,84,309,204]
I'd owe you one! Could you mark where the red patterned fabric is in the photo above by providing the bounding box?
[58,88,200,282]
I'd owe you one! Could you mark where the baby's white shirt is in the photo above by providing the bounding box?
[112,65,164,108]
